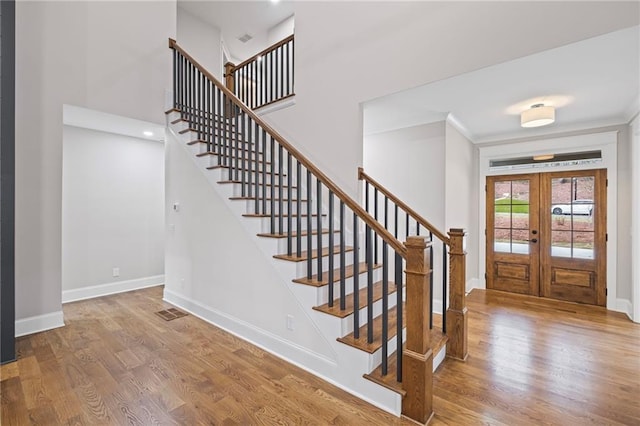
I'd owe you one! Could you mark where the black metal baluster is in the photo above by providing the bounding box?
[270,51,274,104]
[395,252,403,382]
[261,129,267,214]
[287,153,292,253]
[296,161,302,258]
[339,202,345,310]
[442,241,448,334]
[365,182,370,261]
[278,144,283,235]
[306,171,312,279]
[327,192,334,307]
[234,106,240,182]
[382,241,388,375]
[429,231,434,330]
[270,136,275,234]
[394,204,398,240]
[316,180,322,282]
[285,42,290,95]
[247,117,253,198]
[374,188,379,265]
[406,213,409,239]
[172,49,177,109]
[279,45,284,99]
[366,226,373,343]
[353,213,360,338]
[417,222,421,236]
[384,196,388,233]
[241,111,246,197]
[291,38,295,93]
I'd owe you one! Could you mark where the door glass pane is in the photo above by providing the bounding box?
[494,229,511,253]
[512,229,530,254]
[551,231,572,257]
[550,175,596,259]
[573,232,595,259]
[493,179,530,254]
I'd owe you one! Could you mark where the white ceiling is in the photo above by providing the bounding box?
[179,1,294,61]
[364,25,640,143]
[63,105,165,143]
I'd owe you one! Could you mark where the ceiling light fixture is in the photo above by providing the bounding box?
[143,131,154,137]
[521,104,555,128]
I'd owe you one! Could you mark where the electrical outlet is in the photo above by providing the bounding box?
[112,267,120,277]
[286,314,294,331]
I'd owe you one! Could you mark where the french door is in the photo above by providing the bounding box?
[486,169,607,306]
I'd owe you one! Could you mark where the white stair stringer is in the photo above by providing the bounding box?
[164,113,405,416]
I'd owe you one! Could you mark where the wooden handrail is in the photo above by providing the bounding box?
[230,34,294,72]
[169,38,406,257]
[358,167,450,245]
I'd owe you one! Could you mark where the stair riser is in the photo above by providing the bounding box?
[217,169,286,185]
[247,216,328,233]
[289,251,355,277]
[270,232,338,254]
[224,184,299,199]
[316,268,384,303]
[241,201,316,215]
[340,294,400,337]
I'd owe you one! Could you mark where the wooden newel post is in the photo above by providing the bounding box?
[446,228,468,361]
[224,62,236,119]
[224,62,235,92]
[402,236,434,425]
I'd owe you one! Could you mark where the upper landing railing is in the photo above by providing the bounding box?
[224,35,294,110]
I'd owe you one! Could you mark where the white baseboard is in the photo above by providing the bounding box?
[62,275,165,303]
[15,311,65,337]
[255,96,296,116]
[467,277,482,292]
[163,288,337,369]
[615,298,633,320]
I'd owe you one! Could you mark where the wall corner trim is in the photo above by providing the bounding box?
[615,298,633,321]
[62,275,165,304]
[15,311,65,337]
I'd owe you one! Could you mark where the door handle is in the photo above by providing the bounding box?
[529,238,538,243]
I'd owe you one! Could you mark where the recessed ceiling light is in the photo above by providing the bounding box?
[143,131,154,137]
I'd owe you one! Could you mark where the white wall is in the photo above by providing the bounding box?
[268,15,295,45]
[177,5,223,79]
[363,122,446,303]
[445,120,479,287]
[164,130,334,360]
[261,2,638,199]
[62,126,164,299]
[15,1,176,327]
[631,115,640,322]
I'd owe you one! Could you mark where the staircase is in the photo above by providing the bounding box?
[166,38,468,425]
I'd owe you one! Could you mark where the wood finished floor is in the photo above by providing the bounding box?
[1,286,639,425]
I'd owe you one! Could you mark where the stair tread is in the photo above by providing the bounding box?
[229,196,306,202]
[165,108,180,114]
[187,139,255,148]
[337,303,405,354]
[218,180,298,189]
[242,213,327,218]
[207,165,286,176]
[273,245,353,262]
[313,279,398,318]
[257,228,336,239]
[293,262,381,287]
[363,323,447,395]
[196,151,268,161]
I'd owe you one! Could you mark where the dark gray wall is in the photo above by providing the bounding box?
[1,0,15,364]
